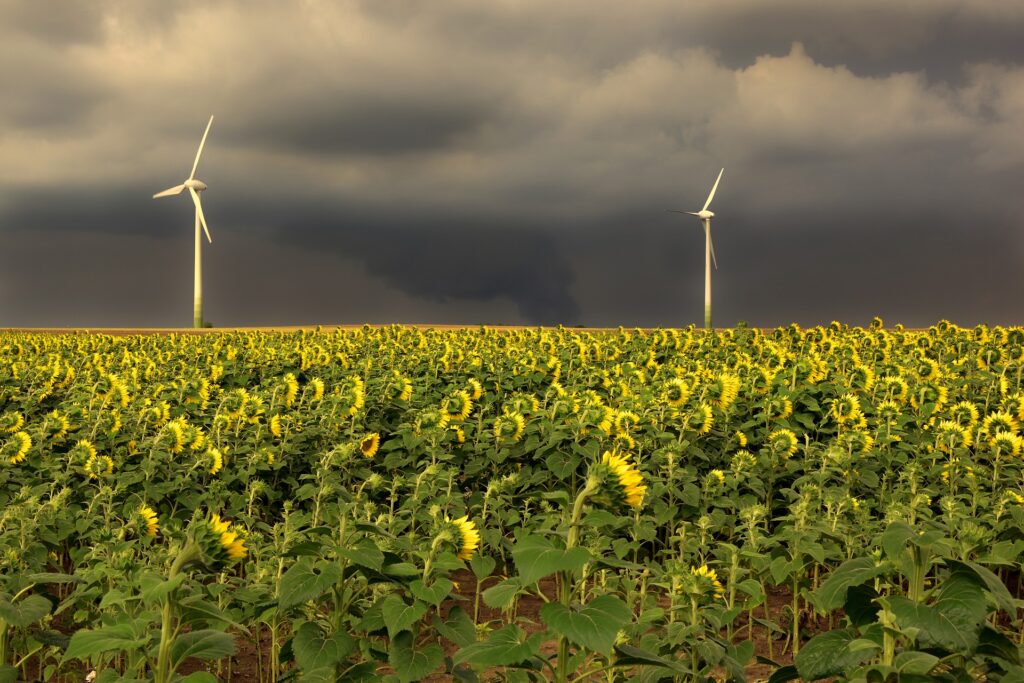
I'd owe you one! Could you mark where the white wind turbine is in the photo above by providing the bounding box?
[668,168,724,330]
[153,115,215,328]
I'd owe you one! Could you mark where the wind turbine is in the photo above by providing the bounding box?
[668,168,724,330]
[153,115,215,329]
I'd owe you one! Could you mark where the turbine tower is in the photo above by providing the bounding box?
[153,116,215,329]
[669,168,724,330]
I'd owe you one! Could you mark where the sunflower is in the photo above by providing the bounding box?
[769,428,799,457]
[690,564,726,600]
[493,411,525,444]
[3,432,31,464]
[448,516,480,561]
[880,376,909,403]
[309,378,325,402]
[269,414,283,438]
[735,430,749,448]
[600,450,646,508]
[708,373,741,410]
[664,378,691,407]
[360,433,380,458]
[443,389,473,422]
[204,513,247,563]
[706,469,726,487]
[831,394,861,425]
[282,373,299,407]
[689,403,714,435]
[84,454,114,479]
[69,439,98,463]
[138,504,159,537]
[934,420,968,453]
[205,447,223,475]
[614,410,640,435]
[1,411,25,434]
[43,410,70,441]
[990,431,1022,458]
[981,411,1019,439]
[466,378,483,401]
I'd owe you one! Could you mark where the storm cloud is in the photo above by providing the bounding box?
[1,0,1022,327]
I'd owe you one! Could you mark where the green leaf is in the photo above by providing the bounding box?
[611,644,688,673]
[0,594,51,628]
[880,522,915,561]
[766,665,799,683]
[812,557,886,611]
[292,622,354,672]
[795,629,876,681]
[410,578,453,607]
[170,629,236,666]
[539,595,631,656]
[140,572,186,605]
[176,673,220,683]
[889,573,986,654]
[279,559,343,610]
[453,624,543,667]
[0,666,18,683]
[892,651,939,675]
[337,542,384,571]
[482,578,522,608]
[380,595,428,638]
[433,606,477,648]
[64,624,146,662]
[388,631,443,683]
[511,535,591,586]
[844,583,881,628]
[947,560,1015,613]
[469,554,496,580]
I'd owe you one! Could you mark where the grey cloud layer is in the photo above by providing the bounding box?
[1,0,1022,327]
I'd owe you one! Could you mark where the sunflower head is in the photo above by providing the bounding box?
[493,411,526,444]
[664,378,691,407]
[982,411,1019,439]
[689,564,726,600]
[447,516,480,561]
[934,420,968,452]
[595,450,646,509]
[204,447,224,475]
[137,504,159,537]
[0,411,25,434]
[990,431,1022,458]
[196,512,247,566]
[360,433,381,458]
[2,432,32,465]
[768,429,799,458]
[831,394,861,424]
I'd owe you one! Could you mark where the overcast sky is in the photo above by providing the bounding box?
[1,0,1022,328]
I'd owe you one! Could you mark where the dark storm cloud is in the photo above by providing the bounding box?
[233,92,498,156]
[1,0,1023,328]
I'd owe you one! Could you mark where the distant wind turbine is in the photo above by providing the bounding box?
[668,168,724,330]
[153,116,215,328]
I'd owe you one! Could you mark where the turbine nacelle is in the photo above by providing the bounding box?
[696,210,714,220]
[184,178,207,192]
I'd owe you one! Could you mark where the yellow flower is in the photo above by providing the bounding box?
[207,513,247,561]
[466,378,483,401]
[735,430,748,448]
[138,504,159,537]
[444,389,473,422]
[707,469,726,486]
[360,433,380,458]
[282,373,299,407]
[981,411,1018,439]
[769,428,799,457]
[206,448,224,475]
[1,411,25,434]
[4,432,31,464]
[84,454,114,479]
[690,564,725,599]
[494,411,526,444]
[309,378,325,402]
[990,431,1022,458]
[664,378,690,407]
[269,414,283,438]
[831,394,861,425]
[449,516,480,561]
[601,450,646,508]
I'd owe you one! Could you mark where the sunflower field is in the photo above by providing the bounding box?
[3,321,1024,683]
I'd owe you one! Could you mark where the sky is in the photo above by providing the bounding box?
[1,0,1023,329]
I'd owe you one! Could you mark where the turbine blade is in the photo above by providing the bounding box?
[666,210,703,216]
[153,184,185,199]
[709,229,718,270]
[189,187,212,243]
[702,167,724,212]
[188,115,214,180]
